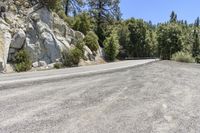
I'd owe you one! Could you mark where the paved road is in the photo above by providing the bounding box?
[0,60,200,133]
[0,59,156,87]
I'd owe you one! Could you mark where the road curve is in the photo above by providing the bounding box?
[0,60,200,133]
[0,59,157,88]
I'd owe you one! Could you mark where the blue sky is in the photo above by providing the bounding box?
[120,0,200,24]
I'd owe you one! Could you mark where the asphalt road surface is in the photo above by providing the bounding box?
[0,60,200,133]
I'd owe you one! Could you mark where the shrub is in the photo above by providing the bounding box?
[39,0,61,10]
[54,63,63,69]
[84,31,99,52]
[171,51,195,63]
[57,10,74,26]
[75,39,85,58]
[104,31,120,61]
[73,12,93,35]
[195,55,200,63]
[62,48,82,67]
[14,50,32,72]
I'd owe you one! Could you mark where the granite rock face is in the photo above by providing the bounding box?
[0,0,102,72]
[0,19,12,72]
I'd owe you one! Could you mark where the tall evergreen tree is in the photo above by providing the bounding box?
[73,12,93,35]
[192,30,200,57]
[88,0,121,46]
[194,17,200,27]
[170,11,177,23]
[63,0,85,16]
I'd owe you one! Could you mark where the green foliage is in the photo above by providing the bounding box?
[36,0,200,64]
[117,22,130,58]
[57,10,74,27]
[104,31,120,61]
[157,23,183,60]
[39,0,61,10]
[170,11,177,23]
[195,55,200,63]
[172,51,195,63]
[192,29,200,57]
[88,0,121,46]
[73,12,93,35]
[194,17,200,27]
[62,47,82,67]
[14,50,32,72]
[75,39,85,58]
[146,29,158,57]
[64,0,85,16]
[84,31,99,52]
[126,19,152,57]
[54,63,63,69]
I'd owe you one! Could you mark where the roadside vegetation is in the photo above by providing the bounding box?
[172,51,195,63]
[62,47,83,67]
[24,0,200,71]
[14,50,32,72]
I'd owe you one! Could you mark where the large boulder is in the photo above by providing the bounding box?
[75,31,84,40]
[0,19,12,72]
[53,13,67,37]
[40,31,61,64]
[36,6,53,28]
[25,7,62,64]
[10,29,26,49]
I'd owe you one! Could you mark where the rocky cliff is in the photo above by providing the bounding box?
[0,0,102,72]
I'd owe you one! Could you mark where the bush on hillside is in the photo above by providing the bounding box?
[75,39,86,58]
[57,10,74,27]
[195,55,200,63]
[84,31,99,52]
[39,0,61,10]
[62,48,82,67]
[53,63,63,69]
[171,51,195,63]
[14,50,32,72]
[73,12,93,35]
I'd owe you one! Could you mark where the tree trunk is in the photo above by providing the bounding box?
[65,0,69,16]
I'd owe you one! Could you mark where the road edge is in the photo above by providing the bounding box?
[0,60,159,90]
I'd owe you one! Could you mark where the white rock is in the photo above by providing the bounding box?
[53,16,67,37]
[10,29,26,49]
[84,46,95,61]
[32,62,39,68]
[0,22,12,71]
[39,61,47,67]
[75,31,85,40]
[31,13,40,22]
[36,7,53,28]
[40,31,61,63]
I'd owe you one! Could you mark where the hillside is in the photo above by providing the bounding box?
[0,0,103,72]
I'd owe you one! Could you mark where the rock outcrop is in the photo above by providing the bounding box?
[0,19,12,72]
[0,0,101,72]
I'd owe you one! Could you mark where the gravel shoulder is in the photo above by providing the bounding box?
[0,61,200,133]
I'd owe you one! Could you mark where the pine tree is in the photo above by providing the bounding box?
[88,0,121,46]
[194,17,200,27]
[192,29,200,57]
[63,0,85,16]
[170,11,177,23]
[104,30,120,61]
[73,12,93,35]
